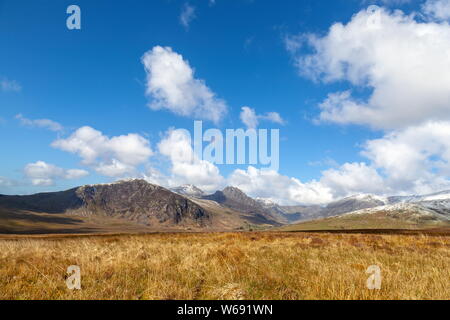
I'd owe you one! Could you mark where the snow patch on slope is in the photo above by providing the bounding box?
[170,184,205,198]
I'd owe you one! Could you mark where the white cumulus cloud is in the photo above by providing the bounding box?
[142,46,227,123]
[240,107,259,129]
[240,106,285,129]
[361,121,450,194]
[52,126,153,177]
[320,162,386,198]
[228,166,334,205]
[423,0,450,20]
[154,128,225,192]
[24,161,88,186]
[288,6,450,130]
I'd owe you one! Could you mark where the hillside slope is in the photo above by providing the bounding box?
[279,202,450,231]
[0,180,209,228]
[203,187,283,225]
[0,180,284,234]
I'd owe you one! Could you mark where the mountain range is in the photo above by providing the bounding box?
[279,192,450,231]
[0,179,449,234]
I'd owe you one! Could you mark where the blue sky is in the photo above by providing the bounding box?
[1,0,450,204]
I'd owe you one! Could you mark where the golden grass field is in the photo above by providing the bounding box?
[0,232,449,300]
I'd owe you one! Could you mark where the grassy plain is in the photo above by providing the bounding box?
[0,231,448,300]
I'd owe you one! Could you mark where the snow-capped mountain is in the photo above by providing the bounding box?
[170,185,205,198]
[324,194,388,216]
[388,190,450,205]
[173,185,450,225]
[343,202,450,223]
[254,197,298,223]
[255,197,278,207]
[255,190,450,224]
[340,191,450,223]
[387,190,450,216]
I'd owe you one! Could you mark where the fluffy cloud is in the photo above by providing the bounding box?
[228,166,334,205]
[16,114,63,132]
[361,121,450,194]
[320,162,386,197]
[288,6,450,130]
[52,126,153,177]
[180,3,196,29]
[225,163,386,205]
[94,160,136,178]
[1,77,21,92]
[306,121,450,201]
[142,167,170,188]
[240,106,285,129]
[240,107,259,129]
[154,128,224,192]
[24,161,88,186]
[142,46,227,123]
[423,0,450,20]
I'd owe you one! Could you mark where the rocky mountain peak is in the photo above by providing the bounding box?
[222,186,250,201]
[0,179,210,228]
[74,179,209,226]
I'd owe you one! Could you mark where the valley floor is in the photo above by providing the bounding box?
[0,232,448,300]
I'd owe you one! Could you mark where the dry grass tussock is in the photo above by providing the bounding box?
[0,232,448,300]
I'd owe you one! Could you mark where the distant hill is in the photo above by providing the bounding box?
[274,191,450,227]
[0,180,209,229]
[278,196,450,231]
[2,180,450,234]
[0,180,282,234]
[203,187,283,225]
[249,194,391,224]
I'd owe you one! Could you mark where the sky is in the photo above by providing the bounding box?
[1,0,450,205]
